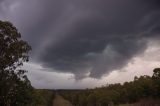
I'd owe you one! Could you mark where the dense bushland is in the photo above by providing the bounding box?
[30,89,55,106]
[59,68,160,106]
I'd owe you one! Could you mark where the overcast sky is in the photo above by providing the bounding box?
[0,0,160,89]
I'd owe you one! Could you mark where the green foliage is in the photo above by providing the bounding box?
[0,20,33,105]
[0,21,31,70]
[59,68,160,106]
[152,68,160,79]
[0,20,55,106]
[152,68,160,97]
[31,89,55,106]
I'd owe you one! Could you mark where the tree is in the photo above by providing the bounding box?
[152,68,160,97]
[152,68,160,79]
[0,20,33,105]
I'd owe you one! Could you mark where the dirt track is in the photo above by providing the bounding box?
[53,94,73,106]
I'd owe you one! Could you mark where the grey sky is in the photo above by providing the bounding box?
[0,0,160,88]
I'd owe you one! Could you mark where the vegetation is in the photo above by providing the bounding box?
[59,68,160,106]
[1,20,160,106]
[0,20,54,106]
[31,89,55,106]
[0,20,34,105]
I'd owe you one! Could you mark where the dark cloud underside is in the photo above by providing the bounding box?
[1,0,160,79]
[38,0,160,79]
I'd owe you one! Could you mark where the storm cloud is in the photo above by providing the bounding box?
[0,0,160,79]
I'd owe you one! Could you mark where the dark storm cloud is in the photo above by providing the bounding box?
[38,0,160,79]
[1,0,160,79]
[30,0,157,79]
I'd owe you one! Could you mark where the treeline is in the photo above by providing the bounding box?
[20,89,55,106]
[30,89,55,106]
[59,68,160,106]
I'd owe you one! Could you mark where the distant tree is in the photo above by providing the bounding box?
[152,68,160,97]
[87,93,97,106]
[0,20,33,105]
[78,93,87,106]
[152,68,160,79]
[59,68,160,106]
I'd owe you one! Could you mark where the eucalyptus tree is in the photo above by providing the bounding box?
[0,20,33,106]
